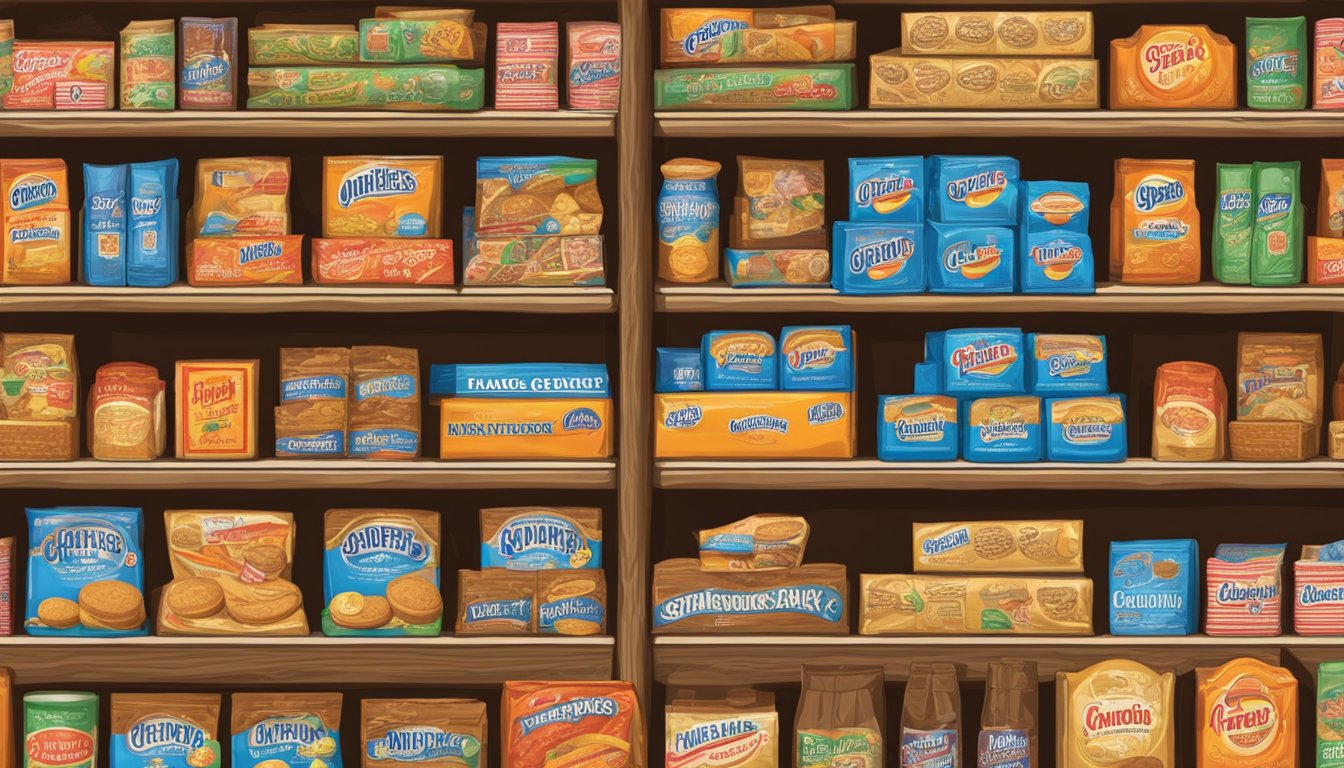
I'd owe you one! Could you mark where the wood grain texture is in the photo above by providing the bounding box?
[656,281,1344,314]
[655,111,1344,138]
[654,459,1344,490]
[0,112,615,138]
[0,286,615,314]
[0,460,617,489]
[0,636,614,685]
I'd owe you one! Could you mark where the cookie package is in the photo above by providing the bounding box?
[697,514,810,571]
[363,698,486,768]
[231,692,343,768]
[111,694,221,768]
[1109,539,1199,636]
[1056,659,1174,767]
[26,506,147,636]
[902,11,1093,56]
[323,509,442,636]
[653,559,847,634]
[912,520,1083,573]
[859,574,1092,635]
[502,681,640,768]
[480,506,602,570]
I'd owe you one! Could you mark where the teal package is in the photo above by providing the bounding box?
[476,156,598,236]
[26,506,147,636]
[877,394,959,461]
[656,347,703,392]
[926,221,1016,293]
[112,710,221,768]
[428,364,610,398]
[128,159,179,287]
[1019,229,1094,294]
[1045,394,1127,462]
[1020,180,1090,233]
[962,396,1043,463]
[322,510,440,636]
[82,164,127,286]
[1110,539,1199,635]
[232,707,342,768]
[780,325,853,391]
[927,155,1019,224]
[831,220,925,294]
[1026,333,1108,395]
[848,156,925,223]
[934,328,1025,396]
[480,507,602,570]
[702,330,777,391]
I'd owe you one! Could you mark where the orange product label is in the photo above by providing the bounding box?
[5,42,114,109]
[1152,360,1227,461]
[503,681,640,768]
[1111,158,1201,284]
[323,155,442,238]
[1309,237,1344,284]
[1109,25,1236,108]
[187,236,303,285]
[193,157,291,237]
[438,398,611,459]
[655,391,855,459]
[1196,657,1297,768]
[311,237,453,285]
[174,360,259,459]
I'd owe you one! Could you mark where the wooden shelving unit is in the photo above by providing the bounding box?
[0,111,616,138]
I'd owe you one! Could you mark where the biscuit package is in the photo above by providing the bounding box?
[902,11,1093,56]
[1021,179,1089,233]
[111,694,221,768]
[1111,158,1201,284]
[912,520,1083,573]
[849,156,925,224]
[732,157,826,249]
[1206,543,1286,636]
[653,559,847,634]
[1019,230,1093,294]
[456,569,535,635]
[325,156,442,239]
[780,325,853,391]
[926,222,1015,293]
[1196,657,1298,767]
[2,159,71,285]
[795,665,883,768]
[697,514,809,571]
[1247,16,1307,110]
[1027,334,1107,395]
[656,348,704,393]
[247,66,484,111]
[247,25,359,66]
[475,156,602,237]
[360,15,474,63]
[174,360,259,460]
[192,157,291,238]
[1249,161,1305,286]
[180,17,237,109]
[480,507,602,570]
[929,328,1025,396]
[1110,25,1236,108]
[313,238,454,285]
[323,509,442,636]
[665,688,778,768]
[1045,395,1126,462]
[429,363,609,400]
[1152,361,1228,461]
[1236,332,1323,425]
[703,331,777,391]
[495,22,558,111]
[276,347,349,458]
[349,345,420,459]
[877,395,958,461]
[26,507,146,636]
[25,691,98,768]
[1296,544,1344,635]
[119,20,174,110]
[2,333,79,425]
[660,6,833,65]
[1109,539,1199,636]
[89,362,166,461]
[537,570,606,635]
[859,574,1092,635]
[658,158,721,284]
[188,236,303,286]
[363,698,486,768]
[927,155,1019,225]
[6,42,113,110]
[654,65,855,110]
[964,396,1043,463]
[567,21,621,111]
[159,510,308,636]
[654,392,856,459]
[502,681,640,768]
[1320,662,1344,767]
[869,52,1099,110]
[231,693,342,768]
[1056,659,1174,768]
[463,232,603,286]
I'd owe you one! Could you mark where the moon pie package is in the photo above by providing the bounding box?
[1045,395,1126,462]
[913,519,1083,573]
[231,692,342,768]
[697,514,809,572]
[1019,230,1093,294]
[1027,334,1107,395]
[363,698,486,768]
[502,681,640,768]
[26,506,146,636]
[111,693,221,768]
[929,328,1026,396]
[963,396,1043,462]
[702,331,778,391]
[656,348,703,393]
[926,221,1015,293]
[322,508,441,636]
[1109,539,1199,635]
[480,506,601,570]
[779,326,853,391]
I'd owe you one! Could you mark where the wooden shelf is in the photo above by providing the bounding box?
[0,635,614,685]
[657,281,1344,314]
[0,111,616,138]
[0,459,617,490]
[655,111,1344,139]
[654,636,1289,684]
[0,285,615,314]
[654,459,1344,491]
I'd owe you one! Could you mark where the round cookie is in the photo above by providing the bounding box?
[36,597,80,629]
[224,580,303,626]
[77,580,146,629]
[329,592,393,630]
[241,543,288,580]
[386,575,443,625]
[972,526,1014,560]
[166,577,226,619]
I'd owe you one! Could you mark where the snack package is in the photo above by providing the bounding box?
[438,399,612,459]
[926,222,1015,293]
[795,665,883,768]
[158,509,307,635]
[1320,662,1344,766]
[349,345,420,459]
[1236,331,1323,426]
[25,691,97,768]
[869,52,1099,109]
[913,519,1083,573]
[276,347,349,458]
[313,238,454,285]
[1206,543,1287,636]
[1109,539,1199,635]
[702,330,777,391]
[727,248,830,288]
[231,693,343,768]
[697,514,809,571]
[1026,334,1107,395]
[860,574,1092,635]
[324,156,442,238]
[127,159,179,287]
[655,65,855,110]
[359,16,474,63]
[1297,543,1344,635]
[3,159,70,285]
[658,158,721,283]
[666,688,778,768]
[456,569,535,634]
[1320,158,1344,237]
[2,333,79,423]
[429,363,609,400]
[188,236,302,285]
[501,681,640,768]
[1309,236,1344,284]
[323,509,441,636]
[831,222,924,294]
[1249,161,1304,285]
[364,699,487,767]
[247,66,484,111]
[733,157,825,249]
[900,662,961,768]
[464,233,603,286]
[475,156,602,237]
[81,164,127,286]
[1214,163,1254,284]
[877,395,959,461]
[567,22,621,110]
[656,348,703,393]
[930,328,1026,396]
[1020,180,1089,233]
[849,156,925,223]
[1152,361,1227,461]
[248,25,359,66]
[902,11,1093,56]
[1316,18,1344,109]
[480,506,601,570]
[1110,25,1236,108]
[5,42,113,110]
[963,396,1043,462]
[495,22,558,111]
[174,360,259,460]
[660,6,834,65]
[1045,395,1126,463]
[653,559,847,634]
[193,157,290,238]
[979,661,1038,768]
[25,506,146,636]
[779,325,853,391]
[1019,230,1093,294]
[1111,158,1201,284]
[536,570,606,635]
[927,155,1019,225]
[1247,16,1307,110]
[111,694,221,768]
[89,362,166,461]
[1196,657,1297,767]
[119,20,174,110]
[1057,660,1174,767]
[180,17,238,109]
[655,391,855,458]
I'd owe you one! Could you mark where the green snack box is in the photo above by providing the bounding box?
[248,26,360,66]
[359,18,474,63]
[1250,160,1304,285]
[1247,16,1307,110]
[1213,163,1254,284]
[654,65,855,111]
[247,66,484,111]
[1323,662,1344,768]
[25,691,98,768]
[120,20,175,110]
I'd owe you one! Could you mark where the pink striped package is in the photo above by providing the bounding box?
[1296,544,1344,635]
[496,21,559,111]
[1205,543,1286,636]
[567,21,620,111]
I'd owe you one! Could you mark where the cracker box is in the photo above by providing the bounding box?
[312,238,453,285]
[188,236,303,285]
[1309,236,1344,284]
[324,156,442,239]
[654,65,855,110]
[1020,180,1089,233]
[111,693,221,768]
[869,51,1099,109]
[1020,230,1094,294]
[429,363,609,399]
[698,514,808,572]
[655,392,855,459]
[927,156,1019,224]
[1296,544,1344,635]
[860,573,1092,635]
[5,42,114,110]
[877,395,958,461]
[1236,331,1324,426]
[963,396,1043,462]
[322,509,441,636]
[363,698,486,768]
[1109,25,1236,109]
[653,558,847,634]
[174,359,259,460]
[246,66,484,111]
[926,222,1015,293]
[1111,158,1201,285]
[726,249,831,288]
[1046,395,1126,462]
[1027,334,1107,395]
[1110,539,1199,635]
[849,156,925,223]
[930,328,1026,396]
[656,348,704,393]
[1206,543,1287,636]
[915,520,1084,573]
[25,506,146,636]
[349,345,419,460]
[702,331,777,391]
[438,399,612,459]
[481,506,601,570]
[831,221,924,294]
[779,325,853,392]
[901,11,1094,57]
[660,6,834,65]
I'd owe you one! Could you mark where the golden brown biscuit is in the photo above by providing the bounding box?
[37,596,80,629]
[329,592,393,630]
[224,580,303,626]
[241,543,288,580]
[386,574,443,625]
[909,16,949,48]
[165,577,226,619]
[551,618,601,636]
[972,527,1014,560]
[78,580,146,629]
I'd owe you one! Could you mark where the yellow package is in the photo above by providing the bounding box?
[859,573,1093,635]
[661,6,835,65]
[193,157,291,238]
[438,398,612,459]
[1057,659,1175,768]
[655,391,855,458]
[324,155,442,238]
[2,159,69,285]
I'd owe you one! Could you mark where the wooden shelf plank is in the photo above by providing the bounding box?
[0,111,616,138]
[0,459,617,490]
[0,635,614,685]
[654,636,1285,684]
[657,281,1344,314]
[654,459,1344,491]
[655,111,1344,139]
[0,285,615,314]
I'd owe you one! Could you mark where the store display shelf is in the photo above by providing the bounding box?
[655,111,1344,139]
[0,285,616,314]
[0,111,616,138]
[0,635,615,684]
[654,636,1290,684]
[656,281,1344,314]
[654,459,1344,491]
[0,459,617,490]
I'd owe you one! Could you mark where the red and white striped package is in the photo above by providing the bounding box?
[567,22,620,111]
[0,536,11,635]
[1296,545,1344,635]
[1205,543,1286,636]
[55,81,107,110]
[496,22,559,111]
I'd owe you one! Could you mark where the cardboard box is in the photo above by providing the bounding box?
[901,11,1093,57]
[870,50,1098,109]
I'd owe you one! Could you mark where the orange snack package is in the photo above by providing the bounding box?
[1153,361,1227,461]
[5,41,114,110]
[2,159,70,285]
[1110,25,1236,109]
[323,156,442,239]
[89,362,166,461]
[188,236,303,285]
[502,681,641,768]
[311,238,453,285]
[192,157,291,237]
[174,359,259,460]
[1309,236,1344,284]
[1111,159,1201,284]
[1319,159,1344,238]
[1196,657,1297,768]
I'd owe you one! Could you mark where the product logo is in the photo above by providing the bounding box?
[850,236,914,278]
[1142,32,1210,90]
[946,170,1007,206]
[128,717,206,754]
[562,407,603,432]
[11,51,67,75]
[11,227,61,243]
[1209,676,1278,754]
[496,515,583,560]
[90,194,121,213]
[922,527,969,555]
[367,728,478,762]
[342,522,428,565]
[1219,190,1252,212]
[895,414,947,442]
[42,524,125,564]
[807,402,844,425]
[249,717,328,748]
[9,174,59,211]
[854,175,914,212]
[132,196,162,217]
[1031,240,1084,279]
[683,19,750,55]
[238,241,285,264]
[1216,580,1278,605]
[1299,584,1344,606]
[517,697,619,736]
[1251,53,1297,79]
[182,55,227,86]
[785,335,845,371]
[664,405,703,429]
[192,376,237,408]
[1082,697,1155,739]
[1134,175,1186,213]
[668,718,767,768]
[654,585,844,626]
[1063,418,1114,444]
[338,166,418,208]
[728,415,789,434]
[1047,353,1092,378]
[571,61,620,86]
[951,342,1018,377]
[1257,193,1292,223]
[943,238,1003,277]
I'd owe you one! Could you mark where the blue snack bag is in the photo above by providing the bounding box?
[962,396,1043,462]
[1045,395,1127,462]
[937,328,1025,396]
[1109,539,1199,635]
[1020,180,1090,233]
[111,694,222,768]
[128,159,179,287]
[82,163,127,286]
[780,325,854,391]
[231,692,343,768]
[878,394,958,461]
[832,221,925,294]
[656,348,704,392]
[26,506,147,636]
[926,221,1016,293]
[928,155,1019,224]
[1026,334,1108,395]
[322,509,441,636]
[1020,229,1094,294]
[702,330,777,390]
[849,156,924,222]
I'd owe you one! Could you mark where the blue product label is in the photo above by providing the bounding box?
[83,164,127,286]
[662,404,703,429]
[112,718,219,768]
[849,156,925,223]
[1021,180,1089,234]
[234,715,341,768]
[348,429,418,457]
[659,177,719,248]
[562,407,603,432]
[26,507,146,637]
[465,598,532,628]
[929,156,1019,224]
[653,585,844,627]
[702,332,777,391]
[181,53,229,91]
[900,728,957,768]
[366,729,479,766]
[928,223,1015,294]
[656,348,704,393]
[978,729,1029,768]
[276,432,345,456]
[516,698,619,736]
[780,325,854,391]
[941,329,1025,395]
[1109,540,1198,635]
[322,516,438,635]
[429,364,610,399]
[282,375,347,401]
[355,374,416,401]
[833,221,925,295]
[482,512,601,570]
[1020,230,1093,295]
[539,596,605,632]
